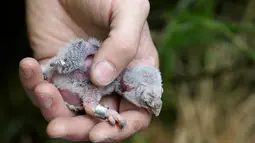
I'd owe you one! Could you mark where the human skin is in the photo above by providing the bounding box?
[19,0,159,142]
[41,38,163,129]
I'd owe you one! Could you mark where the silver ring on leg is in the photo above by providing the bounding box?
[94,104,109,119]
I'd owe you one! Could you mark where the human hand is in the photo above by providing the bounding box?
[20,0,159,142]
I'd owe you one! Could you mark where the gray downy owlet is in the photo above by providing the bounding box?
[40,37,164,129]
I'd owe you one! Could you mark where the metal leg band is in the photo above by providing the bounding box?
[94,104,109,119]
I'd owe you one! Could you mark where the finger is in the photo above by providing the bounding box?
[34,83,75,121]
[46,94,120,141]
[19,57,45,106]
[89,98,151,143]
[46,116,96,141]
[128,22,159,68]
[90,0,150,87]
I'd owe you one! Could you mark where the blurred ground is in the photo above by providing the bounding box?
[3,0,255,143]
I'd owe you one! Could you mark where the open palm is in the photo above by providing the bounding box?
[19,0,159,142]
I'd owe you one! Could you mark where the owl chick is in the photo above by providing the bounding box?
[40,37,163,129]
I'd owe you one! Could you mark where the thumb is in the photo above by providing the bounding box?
[90,0,150,87]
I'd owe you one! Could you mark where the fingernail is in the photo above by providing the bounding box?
[94,61,116,85]
[20,65,32,79]
[38,94,53,109]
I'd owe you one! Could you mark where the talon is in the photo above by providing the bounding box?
[119,120,126,129]
[115,115,126,129]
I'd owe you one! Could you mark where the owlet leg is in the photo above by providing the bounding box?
[83,101,126,129]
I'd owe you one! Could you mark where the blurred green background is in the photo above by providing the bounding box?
[3,0,255,142]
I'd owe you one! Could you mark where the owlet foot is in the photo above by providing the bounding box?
[92,104,126,129]
[105,108,126,129]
